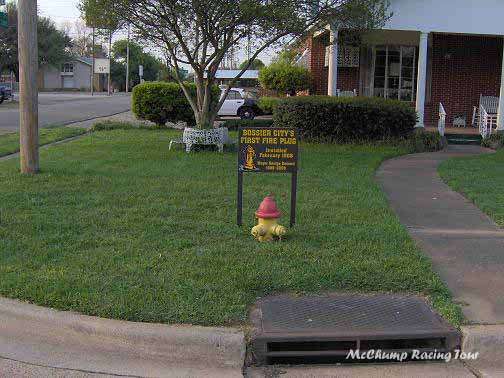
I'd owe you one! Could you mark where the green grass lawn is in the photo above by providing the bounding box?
[439,149,504,226]
[0,129,462,326]
[0,127,86,157]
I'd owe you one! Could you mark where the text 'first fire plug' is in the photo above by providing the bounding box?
[251,196,287,242]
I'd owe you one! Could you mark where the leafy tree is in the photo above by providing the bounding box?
[110,39,166,90]
[112,0,390,129]
[239,59,265,70]
[271,48,301,65]
[79,0,122,31]
[0,3,17,75]
[0,3,71,77]
[259,64,312,95]
[61,20,94,57]
[79,0,125,92]
[38,18,72,66]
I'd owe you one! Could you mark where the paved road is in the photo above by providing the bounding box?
[376,145,504,324]
[0,93,131,134]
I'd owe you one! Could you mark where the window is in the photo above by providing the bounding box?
[61,63,74,73]
[226,90,242,100]
[373,46,416,102]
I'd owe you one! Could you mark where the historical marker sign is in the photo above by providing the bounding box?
[237,127,299,227]
[238,127,298,173]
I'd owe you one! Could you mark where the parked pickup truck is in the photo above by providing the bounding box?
[218,87,261,120]
[0,85,12,104]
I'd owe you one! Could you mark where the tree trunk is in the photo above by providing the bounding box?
[197,111,213,129]
[193,75,216,129]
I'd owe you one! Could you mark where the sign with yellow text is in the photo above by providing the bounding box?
[238,127,298,173]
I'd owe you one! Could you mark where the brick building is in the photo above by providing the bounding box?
[303,0,504,130]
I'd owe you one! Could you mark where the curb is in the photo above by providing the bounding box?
[0,133,88,162]
[461,325,504,377]
[53,109,131,129]
[0,297,245,378]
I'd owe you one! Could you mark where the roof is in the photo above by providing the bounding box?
[207,70,259,79]
[74,57,93,66]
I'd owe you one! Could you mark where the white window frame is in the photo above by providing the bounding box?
[61,63,74,74]
[371,45,417,102]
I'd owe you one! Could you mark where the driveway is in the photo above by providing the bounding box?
[0,93,131,134]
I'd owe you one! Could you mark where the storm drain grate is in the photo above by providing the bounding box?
[249,294,460,366]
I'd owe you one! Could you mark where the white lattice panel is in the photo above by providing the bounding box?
[338,46,360,67]
[325,46,360,68]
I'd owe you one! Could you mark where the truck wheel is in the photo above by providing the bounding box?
[239,107,255,120]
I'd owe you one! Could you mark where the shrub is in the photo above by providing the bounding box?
[91,121,175,132]
[221,119,274,130]
[482,134,504,149]
[91,121,137,131]
[258,64,312,95]
[273,96,417,142]
[257,96,281,114]
[407,130,447,153]
[132,82,219,126]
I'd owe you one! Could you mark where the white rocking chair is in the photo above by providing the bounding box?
[472,95,499,128]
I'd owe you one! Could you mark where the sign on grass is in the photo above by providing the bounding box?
[237,127,299,228]
[238,127,298,173]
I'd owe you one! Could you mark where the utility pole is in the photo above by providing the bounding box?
[18,0,39,174]
[108,30,112,95]
[126,23,130,93]
[91,27,95,96]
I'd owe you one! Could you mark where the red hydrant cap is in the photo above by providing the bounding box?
[255,196,282,219]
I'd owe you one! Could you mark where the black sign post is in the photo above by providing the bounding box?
[237,127,299,227]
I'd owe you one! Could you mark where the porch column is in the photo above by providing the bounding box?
[497,38,504,133]
[415,32,429,128]
[328,23,338,96]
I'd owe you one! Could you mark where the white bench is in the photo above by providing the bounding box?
[169,128,236,153]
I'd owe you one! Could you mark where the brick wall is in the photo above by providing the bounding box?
[306,33,503,126]
[426,34,503,126]
[307,35,360,95]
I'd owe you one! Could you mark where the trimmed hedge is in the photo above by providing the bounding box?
[221,119,274,130]
[132,82,220,126]
[258,64,312,95]
[273,96,417,142]
[257,96,281,114]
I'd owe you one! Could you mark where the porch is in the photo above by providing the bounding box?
[307,28,504,135]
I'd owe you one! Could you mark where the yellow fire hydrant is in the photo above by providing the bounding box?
[251,196,287,242]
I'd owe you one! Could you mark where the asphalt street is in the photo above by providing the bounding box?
[0,93,131,134]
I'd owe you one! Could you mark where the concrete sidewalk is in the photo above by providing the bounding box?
[0,297,245,378]
[376,145,504,324]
